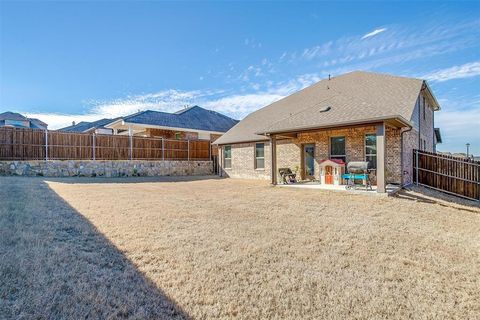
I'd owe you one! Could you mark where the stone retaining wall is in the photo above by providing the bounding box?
[0,160,212,177]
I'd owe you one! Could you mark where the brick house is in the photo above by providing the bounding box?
[60,106,238,142]
[214,71,442,193]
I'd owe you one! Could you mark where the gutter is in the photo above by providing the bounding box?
[256,115,412,136]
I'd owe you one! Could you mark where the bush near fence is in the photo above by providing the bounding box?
[413,149,480,201]
[0,127,211,161]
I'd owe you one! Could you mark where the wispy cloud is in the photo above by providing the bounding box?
[361,28,387,39]
[423,61,480,82]
[234,18,478,86]
[244,38,262,49]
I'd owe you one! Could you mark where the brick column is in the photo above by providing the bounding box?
[376,123,386,193]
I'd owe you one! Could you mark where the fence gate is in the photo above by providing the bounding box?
[413,149,480,201]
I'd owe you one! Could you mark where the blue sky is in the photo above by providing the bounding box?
[1,1,479,154]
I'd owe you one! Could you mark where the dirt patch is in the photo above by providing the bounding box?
[1,176,479,319]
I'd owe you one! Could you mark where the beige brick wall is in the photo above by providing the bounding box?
[220,125,405,185]
[220,142,271,180]
[401,129,418,185]
[386,127,401,184]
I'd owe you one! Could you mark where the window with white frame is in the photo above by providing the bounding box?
[255,143,265,169]
[223,145,232,169]
[365,133,377,169]
[330,136,346,163]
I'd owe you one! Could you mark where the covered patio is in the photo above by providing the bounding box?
[268,121,405,194]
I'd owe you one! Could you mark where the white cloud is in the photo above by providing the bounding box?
[361,28,387,39]
[423,62,480,82]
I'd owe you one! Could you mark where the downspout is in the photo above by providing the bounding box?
[400,125,413,188]
[418,92,422,149]
[432,110,436,152]
[418,81,428,150]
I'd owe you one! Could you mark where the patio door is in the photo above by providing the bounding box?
[303,144,315,180]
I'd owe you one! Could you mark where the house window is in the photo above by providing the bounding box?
[175,132,182,140]
[365,134,377,169]
[223,146,232,169]
[423,97,426,120]
[330,136,346,163]
[255,143,265,169]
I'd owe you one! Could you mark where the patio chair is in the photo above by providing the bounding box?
[279,168,297,184]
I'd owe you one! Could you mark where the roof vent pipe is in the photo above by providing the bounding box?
[319,106,331,113]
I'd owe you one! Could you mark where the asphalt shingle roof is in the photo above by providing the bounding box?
[59,118,119,132]
[0,112,48,129]
[0,112,28,121]
[122,106,238,133]
[215,71,437,145]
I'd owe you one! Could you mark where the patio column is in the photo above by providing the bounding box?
[270,135,277,185]
[376,123,386,193]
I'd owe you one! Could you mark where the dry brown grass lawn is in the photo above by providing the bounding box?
[1,176,479,319]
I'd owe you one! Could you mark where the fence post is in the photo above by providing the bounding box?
[129,135,133,160]
[92,133,96,160]
[188,140,190,161]
[415,149,419,185]
[45,129,48,161]
[161,138,164,161]
[128,126,133,161]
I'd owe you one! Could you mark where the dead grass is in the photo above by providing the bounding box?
[1,176,479,319]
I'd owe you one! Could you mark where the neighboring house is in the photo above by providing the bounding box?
[0,111,48,130]
[214,71,442,193]
[58,118,120,135]
[104,106,238,141]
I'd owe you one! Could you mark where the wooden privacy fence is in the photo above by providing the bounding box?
[0,127,211,161]
[413,149,480,201]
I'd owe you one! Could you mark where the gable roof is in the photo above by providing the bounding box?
[59,118,119,132]
[117,105,238,133]
[0,111,28,121]
[215,71,439,145]
[29,118,48,129]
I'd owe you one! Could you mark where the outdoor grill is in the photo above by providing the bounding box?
[342,161,373,190]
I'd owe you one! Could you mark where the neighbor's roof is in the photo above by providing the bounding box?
[29,118,48,129]
[59,118,119,132]
[0,111,28,121]
[215,71,439,145]
[116,105,238,133]
[0,112,48,128]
